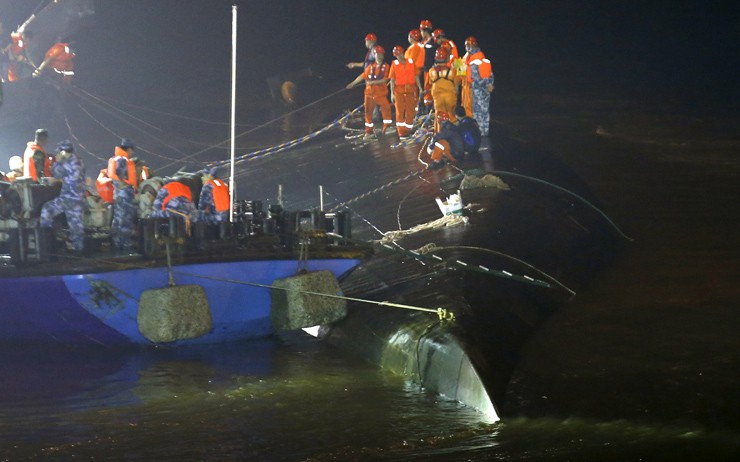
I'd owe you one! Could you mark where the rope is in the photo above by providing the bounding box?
[328,169,424,212]
[490,170,634,242]
[159,86,354,171]
[415,243,575,297]
[224,106,364,174]
[54,253,454,320]
[378,214,468,245]
[170,269,454,321]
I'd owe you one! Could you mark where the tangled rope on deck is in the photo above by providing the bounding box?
[377,214,468,245]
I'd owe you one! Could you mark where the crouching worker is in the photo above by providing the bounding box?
[426,112,464,169]
[40,140,86,253]
[151,177,196,221]
[454,105,481,155]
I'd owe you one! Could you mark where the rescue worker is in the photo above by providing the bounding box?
[5,30,33,82]
[151,178,196,220]
[460,36,494,136]
[454,105,482,155]
[198,168,230,224]
[33,40,75,84]
[95,169,114,203]
[40,140,86,253]
[405,29,425,99]
[346,33,377,70]
[346,45,393,139]
[417,19,436,115]
[426,112,464,169]
[389,45,419,139]
[432,29,459,62]
[107,138,138,250]
[3,155,23,182]
[426,47,458,132]
[23,128,53,181]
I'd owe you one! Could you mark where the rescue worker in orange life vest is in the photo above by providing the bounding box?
[151,177,197,220]
[33,40,75,84]
[432,29,459,62]
[23,128,53,181]
[404,29,425,102]
[346,45,393,139]
[198,168,230,225]
[346,33,377,70]
[107,138,138,250]
[426,46,458,132]
[4,30,34,82]
[460,36,494,136]
[389,45,419,139]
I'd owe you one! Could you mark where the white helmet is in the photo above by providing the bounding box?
[8,155,23,171]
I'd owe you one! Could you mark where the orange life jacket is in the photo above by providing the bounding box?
[161,182,192,211]
[23,142,53,181]
[465,51,492,82]
[107,146,138,188]
[44,43,75,73]
[96,169,114,203]
[7,33,27,82]
[404,42,425,73]
[208,179,230,212]
[391,59,417,86]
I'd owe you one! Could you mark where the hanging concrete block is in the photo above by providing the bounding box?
[271,270,347,330]
[138,285,212,343]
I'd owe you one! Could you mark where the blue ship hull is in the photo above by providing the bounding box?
[0,258,361,346]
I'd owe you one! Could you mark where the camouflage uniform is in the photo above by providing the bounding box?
[111,157,137,250]
[40,152,86,252]
[470,57,493,136]
[198,182,228,225]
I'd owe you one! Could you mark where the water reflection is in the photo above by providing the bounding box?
[0,334,496,460]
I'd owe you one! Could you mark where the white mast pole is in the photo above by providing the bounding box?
[229,5,237,222]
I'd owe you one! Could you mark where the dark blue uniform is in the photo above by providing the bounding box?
[40,150,86,251]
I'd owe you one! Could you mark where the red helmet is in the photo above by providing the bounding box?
[434,46,449,62]
[408,29,421,42]
[419,19,433,31]
[373,45,385,56]
[465,36,478,48]
[365,33,377,42]
[437,112,450,122]
[392,45,405,57]
[432,29,445,41]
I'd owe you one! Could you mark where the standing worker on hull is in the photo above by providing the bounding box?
[107,139,139,251]
[40,140,86,254]
[346,45,393,140]
[460,36,494,137]
[389,45,419,139]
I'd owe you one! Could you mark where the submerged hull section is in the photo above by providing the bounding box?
[0,258,360,346]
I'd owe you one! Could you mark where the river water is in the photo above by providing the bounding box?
[2,88,738,460]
